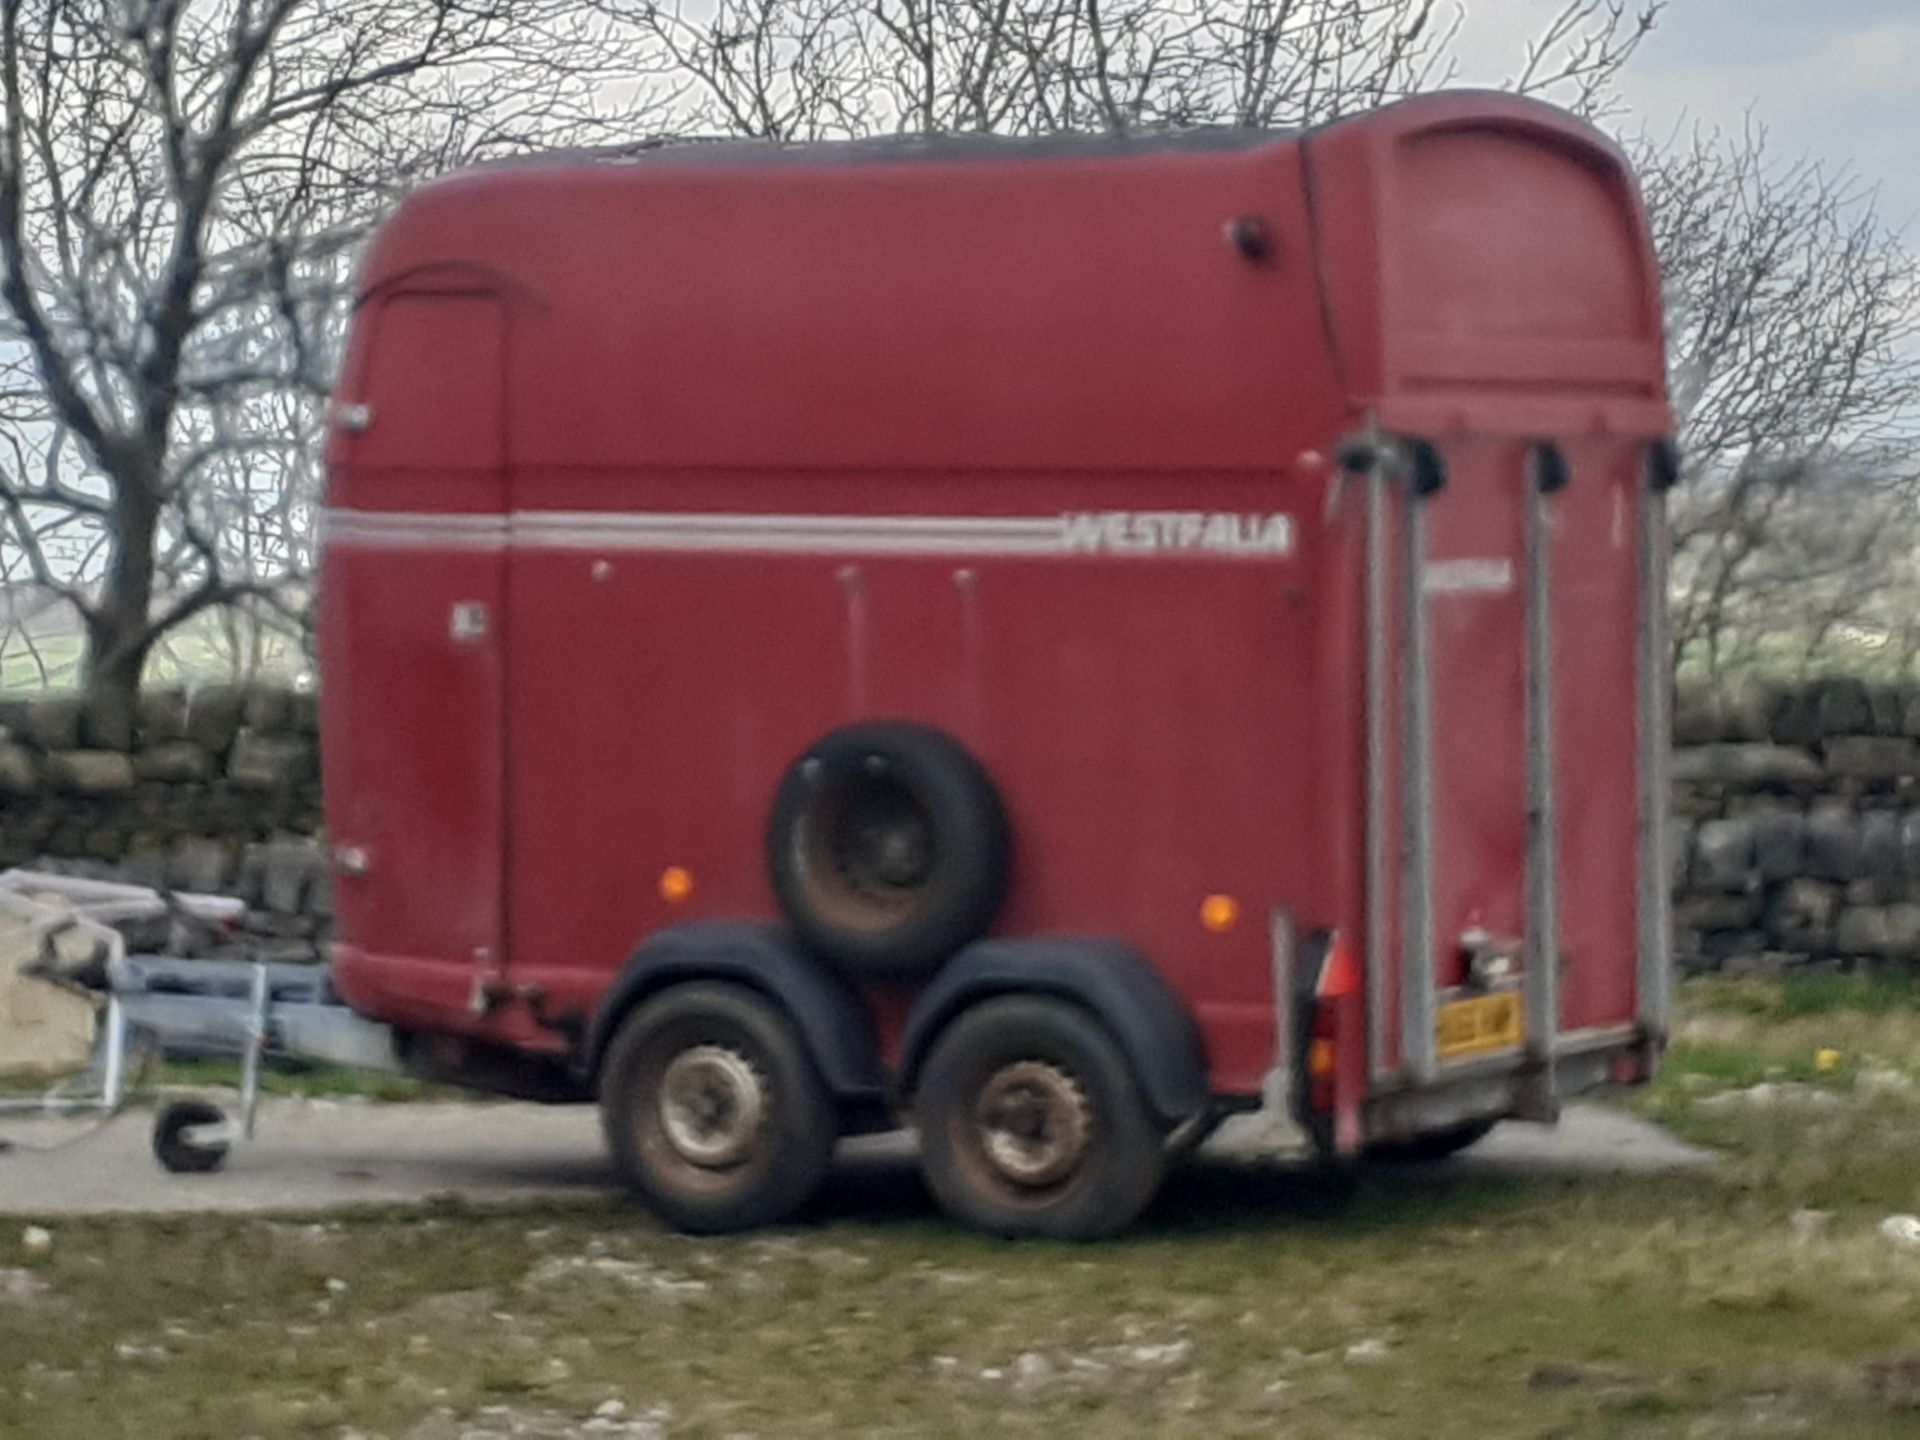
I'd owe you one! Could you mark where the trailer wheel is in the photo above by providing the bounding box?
[768,723,1010,977]
[152,1100,231,1174]
[1365,1117,1499,1163]
[915,996,1165,1240]
[599,982,835,1233]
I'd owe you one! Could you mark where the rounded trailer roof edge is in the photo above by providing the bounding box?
[448,88,1600,181]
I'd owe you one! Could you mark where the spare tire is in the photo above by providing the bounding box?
[767,723,1010,977]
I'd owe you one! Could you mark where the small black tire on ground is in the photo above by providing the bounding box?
[915,995,1166,1240]
[152,1099,231,1174]
[599,981,836,1234]
[767,723,1010,978]
[1364,1116,1499,1163]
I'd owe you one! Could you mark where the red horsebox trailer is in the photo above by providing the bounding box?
[319,91,1678,1238]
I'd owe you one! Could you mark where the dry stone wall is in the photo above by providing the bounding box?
[0,685,329,958]
[1671,678,1920,975]
[2,678,1918,975]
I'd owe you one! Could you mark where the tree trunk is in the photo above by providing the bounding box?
[80,473,161,750]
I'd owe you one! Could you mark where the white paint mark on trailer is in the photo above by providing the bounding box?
[838,564,870,714]
[1423,557,1515,596]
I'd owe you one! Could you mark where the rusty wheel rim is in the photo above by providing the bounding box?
[972,1060,1093,1189]
[657,1044,769,1170]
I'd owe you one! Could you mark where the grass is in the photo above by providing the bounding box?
[4,977,1920,1439]
[0,1056,453,1104]
[1681,970,1920,1020]
[154,1056,456,1104]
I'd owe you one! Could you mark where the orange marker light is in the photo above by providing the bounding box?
[1200,894,1240,933]
[659,866,694,904]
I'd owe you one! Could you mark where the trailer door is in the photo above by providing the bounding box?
[321,287,509,998]
[1377,436,1649,1094]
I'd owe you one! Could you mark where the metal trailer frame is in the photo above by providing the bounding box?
[0,871,399,1172]
[1356,438,1671,1138]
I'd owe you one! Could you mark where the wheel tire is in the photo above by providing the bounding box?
[152,1100,230,1174]
[599,982,836,1234]
[1365,1116,1499,1163]
[767,723,1010,978]
[915,996,1166,1240]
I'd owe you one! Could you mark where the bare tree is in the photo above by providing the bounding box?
[1642,121,1920,682]
[0,0,647,733]
[603,0,1660,140]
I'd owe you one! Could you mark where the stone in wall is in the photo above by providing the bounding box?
[1823,736,1920,783]
[1670,744,1824,788]
[1835,904,1920,961]
[81,694,133,752]
[45,750,137,796]
[1860,812,1906,880]
[0,744,37,796]
[1672,689,1726,746]
[137,690,190,745]
[1676,893,1763,932]
[1750,812,1806,882]
[243,688,293,733]
[227,729,317,790]
[1693,819,1755,893]
[132,741,214,784]
[1668,818,1696,893]
[1764,686,1821,747]
[259,837,324,917]
[167,836,234,894]
[117,836,170,891]
[308,868,334,922]
[1803,807,1862,884]
[1814,678,1874,739]
[1869,684,1907,737]
[1764,879,1841,952]
[1672,784,1721,820]
[183,685,249,754]
[18,698,83,752]
[1846,875,1909,907]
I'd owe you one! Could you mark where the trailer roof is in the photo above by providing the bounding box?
[476,124,1301,176]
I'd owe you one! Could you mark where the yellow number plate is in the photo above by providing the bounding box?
[1436,992,1525,1060]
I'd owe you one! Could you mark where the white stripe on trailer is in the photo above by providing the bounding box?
[321,508,1297,559]
[320,511,508,550]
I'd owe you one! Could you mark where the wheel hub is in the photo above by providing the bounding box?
[835,779,934,893]
[973,1060,1092,1188]
[657,1044,768,1169]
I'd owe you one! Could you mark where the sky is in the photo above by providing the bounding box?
[1456,0,1920,242]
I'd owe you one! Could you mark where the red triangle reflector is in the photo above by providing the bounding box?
[1317,934,1360,999]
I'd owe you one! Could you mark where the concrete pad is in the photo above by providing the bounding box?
[0,1096,1710,1219]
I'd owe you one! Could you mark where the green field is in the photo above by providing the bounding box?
[0,609,304,695]
[3,976,1920,1439]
